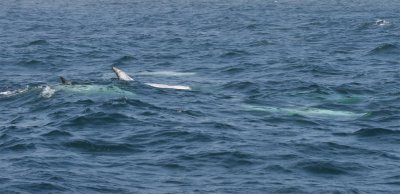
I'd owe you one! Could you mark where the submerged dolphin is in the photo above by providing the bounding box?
[243,104,366,120]
[57,76,135,97]
[112,66,191,90]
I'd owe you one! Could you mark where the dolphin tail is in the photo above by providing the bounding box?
[112,66,134,81]
[60,76,72,85]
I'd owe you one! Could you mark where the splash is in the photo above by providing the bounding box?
[40,86,56,98]
[375,19,390,26]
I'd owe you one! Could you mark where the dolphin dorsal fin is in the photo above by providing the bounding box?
[60,76,72,85]
[112,66,134,81]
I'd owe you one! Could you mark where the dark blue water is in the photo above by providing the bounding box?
[1,0,400,193]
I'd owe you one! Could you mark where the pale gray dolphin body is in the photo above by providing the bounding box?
[112,66,191,90]
[112,67,134,81]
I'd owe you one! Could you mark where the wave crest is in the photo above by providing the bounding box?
[354,128,400,137]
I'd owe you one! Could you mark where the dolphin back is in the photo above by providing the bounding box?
[112,67,134,81]
[60,76,72,85]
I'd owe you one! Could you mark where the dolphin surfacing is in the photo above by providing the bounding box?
[112,66,134,81]
[58,67,191,91]
[60,76,72,85]
[112,66,191,90]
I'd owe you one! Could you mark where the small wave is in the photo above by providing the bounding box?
[222,81,259,91]
[41,130,72,138]
[122,99,166,111]
[308,64,342,75]
[18,59,43,65]
[101,98,162,110]
[220,50,250,58]
[368,43,399,55]
[114,55,137,63]
[219,66,245,74]
[264,164,292,173]
[158,162,187,170]
[200,121,238,130]
[144,54,181,59]
[152,130,213,143]
[5,143,36,152]
[385,175,400,185]
[1,138,36,152]
[40,86,56,98]
[366,110,397,120]
[245,24,258,30]
[11,182,68,193]
[353,128,400,137]
[179,151,257,167]
[64,139,139,154]
[28,39,49,46]
[176,109,204,117]
[249,39,272,47]
[334,82,374,95]
[274,187,306,194]
[162,37,183,43]
[295,161,361,175]
[66,112,131,124]
[137,71,196,76]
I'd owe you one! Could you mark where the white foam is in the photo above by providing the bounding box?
[376,19,390,26]
[0,86,29,97]
[40,86,56,98]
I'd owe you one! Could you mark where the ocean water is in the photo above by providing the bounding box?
[1,0,400,193]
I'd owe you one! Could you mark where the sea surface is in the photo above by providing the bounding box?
[1,0,400,193]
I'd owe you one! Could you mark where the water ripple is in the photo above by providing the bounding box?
[64,139,141,154]
[1,0,400,193]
